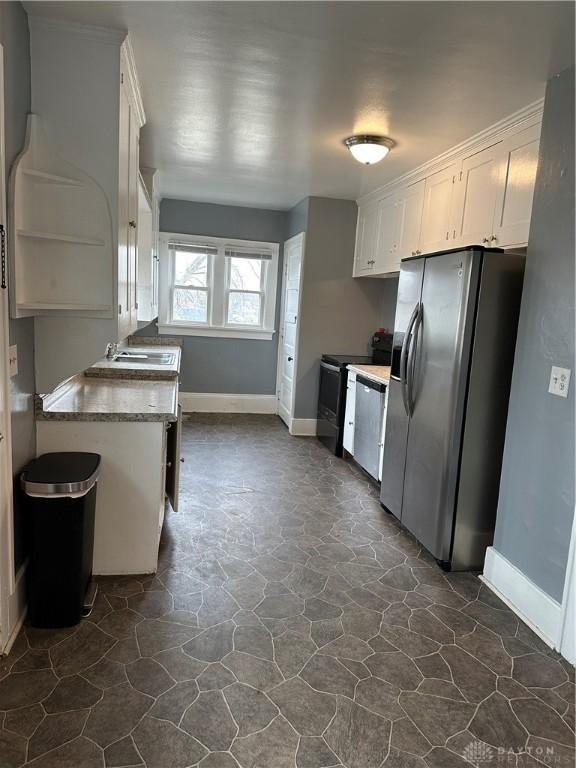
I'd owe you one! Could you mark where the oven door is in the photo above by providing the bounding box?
[317,361,346,455]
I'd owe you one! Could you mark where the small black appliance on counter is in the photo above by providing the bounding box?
[371,328,393,365]
[316,329,393,456]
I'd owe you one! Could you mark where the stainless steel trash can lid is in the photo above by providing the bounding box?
[21,452,101,497]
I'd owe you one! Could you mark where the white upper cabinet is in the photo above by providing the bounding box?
[492,122,541,247]
[452,143,501,248]
[353,201,381,275]
[374,195,399,273]
[353,104,542,277]
[419,165,458,255]
[20,18,146,391]
[354,183,424,277]
[137,170,159,324]
[395,179,425,261]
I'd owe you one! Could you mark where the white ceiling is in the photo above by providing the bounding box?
[24,1,574,210]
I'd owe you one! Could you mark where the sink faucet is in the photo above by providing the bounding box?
[105,342,118,360]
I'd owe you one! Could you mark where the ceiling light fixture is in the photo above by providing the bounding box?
[344,135,395,165]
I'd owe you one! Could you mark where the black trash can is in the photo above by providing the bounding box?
[21,452,101,628]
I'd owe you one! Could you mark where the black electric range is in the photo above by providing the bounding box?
[317,354,374,456]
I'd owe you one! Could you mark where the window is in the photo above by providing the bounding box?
[159,234,279,340]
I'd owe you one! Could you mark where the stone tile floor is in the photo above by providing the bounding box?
[0,414,574,767]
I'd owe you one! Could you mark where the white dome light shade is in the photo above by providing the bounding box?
[344,135,395,165]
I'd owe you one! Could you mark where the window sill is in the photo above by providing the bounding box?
[158,324,276,341]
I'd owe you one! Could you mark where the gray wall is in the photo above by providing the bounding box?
[294,197,384,419]
[156,199,287,394]
[492,66,575,603]
[378,276,399,332]
[286,198,309,240]
[1,2,35,569]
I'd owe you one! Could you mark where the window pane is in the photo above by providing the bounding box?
[175,251,208,287]
[227,292,261,325]
[173,288,207,323]
[229,257,261,291]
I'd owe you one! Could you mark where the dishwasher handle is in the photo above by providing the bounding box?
[356,374,387,394]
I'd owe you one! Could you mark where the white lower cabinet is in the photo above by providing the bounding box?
[36,414,181,575]
[343,372,357,454]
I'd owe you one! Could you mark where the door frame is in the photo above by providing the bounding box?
[0,44,16,654]
[276,232,305,428]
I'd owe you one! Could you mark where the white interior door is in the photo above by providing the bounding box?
[0,47,15,653]
[277,233,304,427]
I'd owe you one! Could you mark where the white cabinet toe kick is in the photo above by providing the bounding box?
[36,412,182,576]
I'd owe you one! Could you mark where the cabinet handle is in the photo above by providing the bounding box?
[348,421,353,426]
[129,220,137,228]
[482,237,490,244]
[490,235,497,242]
[0,224,6,290]
[287,356,293,361]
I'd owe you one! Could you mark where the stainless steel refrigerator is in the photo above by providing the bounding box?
[380,246,525,570]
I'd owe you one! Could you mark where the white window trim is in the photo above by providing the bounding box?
[158,233,279,340]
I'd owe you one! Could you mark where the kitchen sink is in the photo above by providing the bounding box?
[114,351,176,366]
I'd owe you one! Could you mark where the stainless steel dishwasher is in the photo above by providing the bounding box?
[354,375,387,479]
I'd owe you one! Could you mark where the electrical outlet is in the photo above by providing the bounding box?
[8,345,17,378]
[548,366,571,398]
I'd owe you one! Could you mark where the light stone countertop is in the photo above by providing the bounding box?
[36,374,179,422]
[84,344,181,380]
[347,364,392,385]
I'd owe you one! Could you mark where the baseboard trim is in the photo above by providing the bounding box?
[2,563,27,656]
[3,607,26,656]
[481,547,561,649]
[179,392,278,414]
[289,418,317,437]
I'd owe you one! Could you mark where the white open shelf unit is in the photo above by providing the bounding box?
[9,114,114,318]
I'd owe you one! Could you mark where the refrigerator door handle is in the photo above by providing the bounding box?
[400,303,420,417]
[407,303,423,415]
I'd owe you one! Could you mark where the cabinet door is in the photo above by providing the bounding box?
[396,179,425,260]
[378,388,388,482]
[354,203,381,275]
[419,164,458,254]
[117,77,132,340]
[343,376,356,454]
[452,144,501,247]
[492,123,540,247]
[151,198,160,317]
[354,203,380,275]
[127,115,140,334]
[166,405,182,513]
[374,195,399,273]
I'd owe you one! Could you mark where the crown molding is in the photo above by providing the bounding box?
[27,15,127,46]
[357,98,545,207]
[121,36,146,129]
